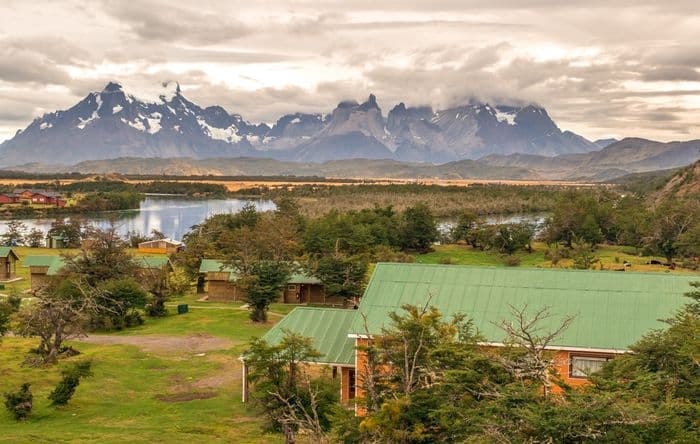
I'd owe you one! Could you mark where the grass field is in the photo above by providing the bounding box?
[416,242,700,274]
[0,305,285,443]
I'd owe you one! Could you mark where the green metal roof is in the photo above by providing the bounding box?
[135,256,171,269]
[262,307,356,366]
[46,256,67,276]
[200,259,320,284]
[199,259,237,275]
[0,247,18,259]
[23,255,62,268]
[349,263,698,352]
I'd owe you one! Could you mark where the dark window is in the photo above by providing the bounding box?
[348,368,356,400]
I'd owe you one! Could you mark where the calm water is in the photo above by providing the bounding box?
[0,197,276,241]
[437,213,547,237]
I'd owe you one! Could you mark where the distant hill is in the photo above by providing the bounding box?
[479,138,700,181]
[6,157,540,181]
[650,160,700,204]
[0,81,600,167]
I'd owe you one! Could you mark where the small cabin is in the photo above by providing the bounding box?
[199,259,340,304]
[138,238,183,255]
[0,247,19,281]
[46,235,66,249]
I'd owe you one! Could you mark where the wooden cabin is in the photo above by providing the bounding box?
[138,238,183,255]
[243,263,697,408]
[199,259,339,304]
[0,247,19,281]
[13,189,65,207]
[23,255,172,292]
[0,193,19,204]
[45,235,66,249]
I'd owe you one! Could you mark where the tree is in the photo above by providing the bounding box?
[3,383,32,421]
[14,278,109,364]
[0,294,21,339]
[241,261,291,322]
[399,203,438,252]
[579,213,604,247]
[48,361,93,405]
[1,220,26,246]
[48,217,83,248]
[64,226,137,286]
[571,242,600,269]
[450,211,479,243]
[95,278,148,329]
[245,331,337,443]
[25,228,45,248]
[314,254,368,301]
[495,304,575,398]
[645,199,699,264]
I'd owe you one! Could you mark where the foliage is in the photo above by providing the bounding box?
[645,199,699,263]
[48,361,93,405]
[48,217,84,248]
[245,331,338,443]
[76,191,142,211]
[14,278,107,364]
[572,243,601,269]
[0,295,21,339]
[399,203,438,252]
[25,228,45,247]
[1,220,26,246]
[93,278,147,330]
[313,254,368,300]
[63,226,138,286]
[3,383,32,421]
[241,261,292,322]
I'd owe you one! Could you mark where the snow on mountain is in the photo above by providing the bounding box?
[0,82,600,166]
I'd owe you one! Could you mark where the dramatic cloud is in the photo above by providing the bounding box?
[0,0,698,142]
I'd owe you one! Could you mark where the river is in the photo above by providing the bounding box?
[0,197,276,241]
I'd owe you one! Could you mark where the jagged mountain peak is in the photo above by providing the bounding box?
[0,82,603,166]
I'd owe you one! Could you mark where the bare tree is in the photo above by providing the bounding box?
[14,278,112,364]
[495,304,575,397]
[270,372,330,444]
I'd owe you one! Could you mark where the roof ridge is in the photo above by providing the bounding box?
[374,262,699,278]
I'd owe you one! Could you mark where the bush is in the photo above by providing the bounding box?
[439,257,455,265]
[503,255,521,266]
[4,383,33,420]
[48,361,93,406]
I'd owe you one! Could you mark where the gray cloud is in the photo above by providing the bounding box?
[0,0,699,142]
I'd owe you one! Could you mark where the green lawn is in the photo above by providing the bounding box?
[0,307,282,443]
[416,242,699,274]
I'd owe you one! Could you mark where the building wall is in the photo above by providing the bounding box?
[352,338,619,415]
[0,257,10,280]
[207,280,245,302]
[29,267,51,291]
[138,246,179,254]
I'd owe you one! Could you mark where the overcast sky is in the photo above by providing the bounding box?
[1,0,699,142]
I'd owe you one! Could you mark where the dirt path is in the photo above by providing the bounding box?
[76,333,234,354]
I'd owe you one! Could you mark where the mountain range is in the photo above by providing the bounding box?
[0,81,602,166]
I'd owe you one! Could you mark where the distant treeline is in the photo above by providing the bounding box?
[1,180,229,197]
[234,183,599,218]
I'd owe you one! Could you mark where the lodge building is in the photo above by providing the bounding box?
[199,259,341,304]
[242,263,696,409]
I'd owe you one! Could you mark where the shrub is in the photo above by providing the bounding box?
[48,361,93,406]
[503,255,521,266]
[439,257,455,265]
[4,383,33,420]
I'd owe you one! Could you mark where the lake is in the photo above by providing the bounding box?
[0,197,276,241]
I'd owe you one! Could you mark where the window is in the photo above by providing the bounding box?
[570,355,609,378]
[287,284,297,290]
[348,369,356,400]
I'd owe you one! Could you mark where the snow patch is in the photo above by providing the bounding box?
[121,117,146,132]
[290,117,301,124]
[197,117,241,143]
[40,122,52,130]
[112,105,123,114]
[494,108,517,125]
[146,113,162,134]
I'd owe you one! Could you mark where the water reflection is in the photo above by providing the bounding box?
[0,197,276,241]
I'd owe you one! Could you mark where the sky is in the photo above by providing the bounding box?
[1,0,699,143]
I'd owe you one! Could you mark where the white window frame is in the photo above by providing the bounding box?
[570,355,609,379]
